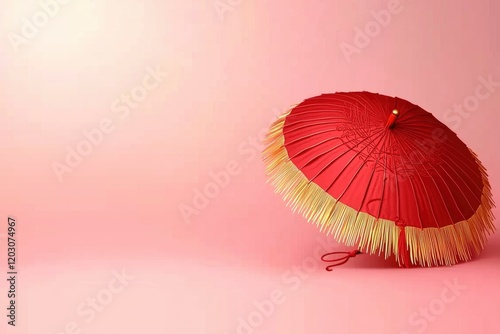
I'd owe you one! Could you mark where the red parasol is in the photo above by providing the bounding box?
[263,92,495,268]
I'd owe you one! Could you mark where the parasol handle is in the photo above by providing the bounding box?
[321,250,363,271]
[385,109,399,129]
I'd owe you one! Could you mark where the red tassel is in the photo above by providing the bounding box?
[398,226,411,268]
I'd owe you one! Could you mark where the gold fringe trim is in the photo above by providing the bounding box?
[262,107,496,267]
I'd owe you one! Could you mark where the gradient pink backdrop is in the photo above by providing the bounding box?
[0,0,499,333]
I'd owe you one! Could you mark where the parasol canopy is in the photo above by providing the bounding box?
[262,92,495,268]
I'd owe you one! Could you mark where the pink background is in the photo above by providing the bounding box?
[0,0,499,333]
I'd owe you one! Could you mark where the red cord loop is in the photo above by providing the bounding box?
[321,250,362,271]
[348,250,359,257]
